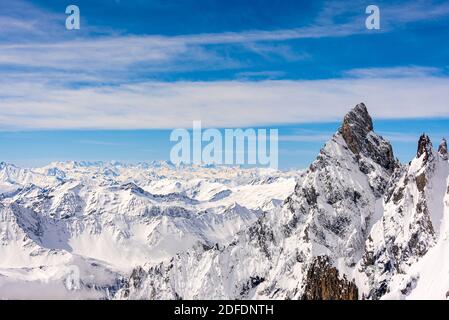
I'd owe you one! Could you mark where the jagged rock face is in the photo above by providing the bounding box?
[417,134,433,163]
[339,103,395,173]
[302,256,358,300]
[340,103,373,154]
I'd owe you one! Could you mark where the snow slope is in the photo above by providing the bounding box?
[0,161,297,299]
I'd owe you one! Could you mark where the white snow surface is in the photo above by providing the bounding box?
[0,161,297,299]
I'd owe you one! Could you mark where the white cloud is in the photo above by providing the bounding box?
[382,0,449,24]
[344,66,443,78]
[0,25,356,76]
[1,0,448,84]
[1,2,449,131]
[1,76,449,130]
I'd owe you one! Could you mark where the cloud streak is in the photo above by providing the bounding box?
[344,66,444,78]
[1,75,449,130]
[1,0,449,85]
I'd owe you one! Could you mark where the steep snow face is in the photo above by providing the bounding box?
[359,134,449,299]
[117,103,397,300]
[0,162,297,299]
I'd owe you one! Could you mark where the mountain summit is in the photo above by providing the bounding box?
[340,103,373,153]
[417,134,433,163]
[339,103,395,172]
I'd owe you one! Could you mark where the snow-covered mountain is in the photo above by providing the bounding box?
[0,160,297,299]
[116,103,397,300]
[358,135,449,299]
[115,103,449,300]
[1,103,448,300]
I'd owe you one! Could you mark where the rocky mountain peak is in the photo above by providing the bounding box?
[339,103,373,154]
[338,103,395,172]
[343,103,373,131]
[417,134,433,163]
[438,138,448,160]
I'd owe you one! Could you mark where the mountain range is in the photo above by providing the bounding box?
[1,103,448,300]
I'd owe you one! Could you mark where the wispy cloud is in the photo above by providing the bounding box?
[344,66,444,78]
[0,26,354,82]
[382,0,449,25]
[1,1,449,131]
[1,0,448,86]
[1,76,449,130]
[0,0,62,41]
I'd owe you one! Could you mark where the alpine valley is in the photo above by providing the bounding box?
[1,104,448,300]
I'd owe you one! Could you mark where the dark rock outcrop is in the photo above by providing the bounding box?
[340,103,373,155]
[339,103,395,172]
[121,266,146,298]
[302,256,358,300]
[415,135,434,192]
[417,134,433,163]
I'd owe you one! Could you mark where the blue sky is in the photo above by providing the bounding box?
[0,0,449,169]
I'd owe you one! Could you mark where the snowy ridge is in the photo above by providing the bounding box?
[0,161,297,299]
[358,135,449,299]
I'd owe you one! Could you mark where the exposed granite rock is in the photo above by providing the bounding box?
[339,103,395,172]
[340,103,373,155]
[302,256,358,300]
[416,172,427,192]
[417,134,433,163]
